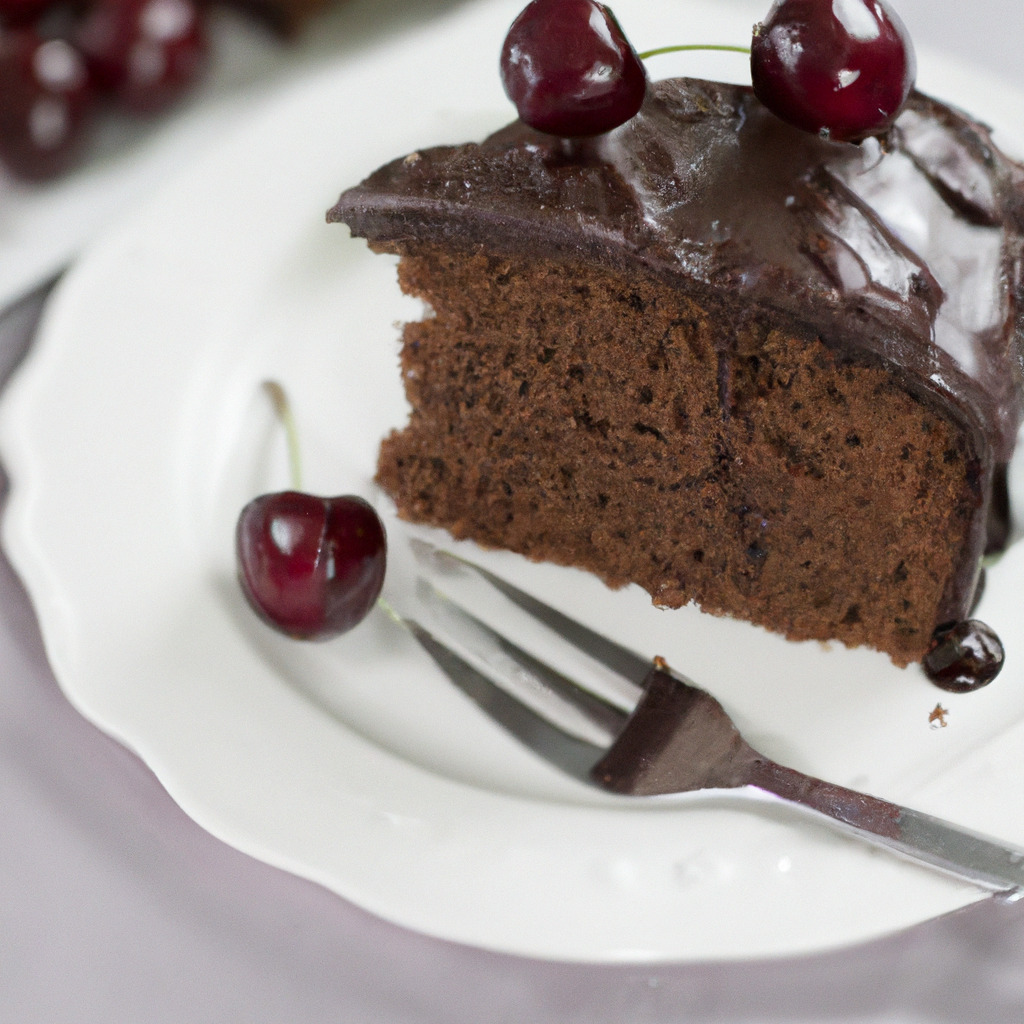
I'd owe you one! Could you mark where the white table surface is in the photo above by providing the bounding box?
[4,0,1024,1020]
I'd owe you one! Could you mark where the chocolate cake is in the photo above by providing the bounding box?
[328,77,1024,668]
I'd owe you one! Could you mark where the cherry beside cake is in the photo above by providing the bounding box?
[328,1,1023,679]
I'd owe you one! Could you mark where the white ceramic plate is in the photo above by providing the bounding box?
[3,0,1024,963]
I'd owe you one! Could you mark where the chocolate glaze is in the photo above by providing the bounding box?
[330,77,1024,632]
[923,619,1005,692]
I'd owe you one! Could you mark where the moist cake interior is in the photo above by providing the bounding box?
[376,244,977,666]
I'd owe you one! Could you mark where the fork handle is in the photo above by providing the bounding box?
[748,760,1024,893]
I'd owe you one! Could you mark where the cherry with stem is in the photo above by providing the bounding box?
[235,382,387,641]
[500,0,917,144]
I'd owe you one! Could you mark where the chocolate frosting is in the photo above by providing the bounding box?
[330,77,1024,613]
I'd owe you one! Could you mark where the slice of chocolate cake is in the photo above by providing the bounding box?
[328,77,1024,668]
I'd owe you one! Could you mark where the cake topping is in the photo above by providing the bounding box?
[750,0,916,143]
[499,0,647,137]
[923,620,1004,692]
[500,0,917,144]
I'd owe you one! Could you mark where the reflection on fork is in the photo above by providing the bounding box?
[381,540,1024,896]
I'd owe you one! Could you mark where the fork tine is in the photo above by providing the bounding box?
[415,578,628,743]
[412,541,652,687]
[400,617,607,784]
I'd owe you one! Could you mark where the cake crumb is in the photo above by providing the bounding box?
[929,703,949,729]
[403,152,422,165]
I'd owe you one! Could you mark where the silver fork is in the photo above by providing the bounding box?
[382,540,1024,895]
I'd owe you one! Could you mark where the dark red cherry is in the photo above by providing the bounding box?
[750,0,916,142]
[0,30,94,181]
[75,0,207,114]
[923,620,1004,694]
[236,491,387,640]
[0,0,58,26]
[500,0,647,137]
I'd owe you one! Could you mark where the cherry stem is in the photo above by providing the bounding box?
[262,380,303,491]
[377,593,401,624]
[637,43,751,60]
